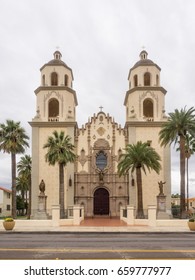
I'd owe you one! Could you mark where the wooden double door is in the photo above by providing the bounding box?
[93,188,109,215]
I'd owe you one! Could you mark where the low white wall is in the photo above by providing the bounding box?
[120,205,189,228]
[156,219,188,227]
[0,217,189,231]
[0,218,75,231]
[0,205,85,231]
[0,219,52,231]
[59,219,74,226]
[135,219,148,226]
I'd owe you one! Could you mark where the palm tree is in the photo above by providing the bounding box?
[159,107,195,218]
[0,120,29,218]
[17,155,32,218]
[43,131,75,218]
[184,134,195,211]
[16,175,28,216]
[118,141,161,218]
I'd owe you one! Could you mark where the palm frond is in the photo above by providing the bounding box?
[118,141,161,176]
[43,130,76,166]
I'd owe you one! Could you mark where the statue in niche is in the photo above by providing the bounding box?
[158,181,166,195]
[96,168,108,182]
[39,179,45,194]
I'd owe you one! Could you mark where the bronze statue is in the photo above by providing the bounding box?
[158,180,165,195]
[39,179,45,194]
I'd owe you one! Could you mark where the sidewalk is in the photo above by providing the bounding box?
[0,218,191,233]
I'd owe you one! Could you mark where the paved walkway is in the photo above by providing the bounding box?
[0,217,192,233]
[80,217,127,227]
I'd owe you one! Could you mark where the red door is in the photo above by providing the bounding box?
[94,188,109,215]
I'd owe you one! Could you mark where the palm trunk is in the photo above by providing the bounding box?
[27,177,31,219]
[186,156,189,212]
[21,190,25,216]
[25,189,28,215]
[180,135,186,218]
[59,163,65,219]
[136,167,145,218]
[11,153,17,219]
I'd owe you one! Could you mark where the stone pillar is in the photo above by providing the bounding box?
[38,193,47,211]
[157,195,171,219]
[120,207,124,220]
[73,205,81,225]
[148,205,156,227]
[126,206,135,225]
[80,206,84,220]
[33,193,48,219]
[157,195,166,212]
[52,205,60,227]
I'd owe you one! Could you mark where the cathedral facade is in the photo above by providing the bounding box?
[30,50,171,218]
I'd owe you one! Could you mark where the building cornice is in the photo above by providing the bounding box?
[125,120,167,128]
[34,86,78,106]
[29,121,77,128]
[124,86,167,106]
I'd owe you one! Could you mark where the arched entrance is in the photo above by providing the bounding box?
[94,188,109,215]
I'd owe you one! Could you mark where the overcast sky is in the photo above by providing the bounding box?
[0,0,195,196]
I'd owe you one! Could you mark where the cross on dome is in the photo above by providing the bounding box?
[99,106,103,112]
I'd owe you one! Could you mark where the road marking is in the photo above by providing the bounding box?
[1,248,195,253]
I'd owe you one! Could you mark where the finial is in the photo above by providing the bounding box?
[140,47,148,60]
[54,47,62,60]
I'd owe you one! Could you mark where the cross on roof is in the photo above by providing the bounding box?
[99,106,103,112]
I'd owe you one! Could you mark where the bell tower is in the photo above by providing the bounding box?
[34,50,77,122]
[30,51,78,218]
[124,51,171,215]
[124,50,167,122]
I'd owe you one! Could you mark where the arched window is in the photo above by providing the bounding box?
[96,151,107,170]
[134,75,138,87]
[42,75,45,86]
[64,74,69,86]
[144,72,151,86]
[48,98,59,121]
[51,72,58,86]
[143,98,153,118]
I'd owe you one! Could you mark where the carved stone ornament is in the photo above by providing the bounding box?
[78,149,88,166]
[97,127,105,136]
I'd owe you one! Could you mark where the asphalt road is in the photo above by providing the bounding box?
[0,232,195,259]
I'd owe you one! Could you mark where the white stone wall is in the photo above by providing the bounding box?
[31,125,75,216]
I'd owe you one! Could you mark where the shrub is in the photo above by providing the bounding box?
[4,217,14,222]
